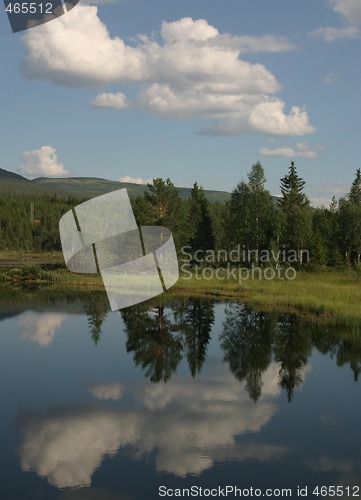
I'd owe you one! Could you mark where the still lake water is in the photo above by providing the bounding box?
[0,286,360,500]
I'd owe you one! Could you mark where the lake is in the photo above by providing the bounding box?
[0,286,360,499]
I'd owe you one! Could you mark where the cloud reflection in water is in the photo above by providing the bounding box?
[18,362,289,487]
[18,312,67,346]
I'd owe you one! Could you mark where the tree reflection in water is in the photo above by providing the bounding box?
[84,291,110,345]
[121,298,215,382]
[121,302,183,382]
[312,325,361,382]
[172,297,214,377]
[220,303,361,402]
[273,314,312,402]
[220,303,274,402]
[79,290,361,398]
[221,303,313,402]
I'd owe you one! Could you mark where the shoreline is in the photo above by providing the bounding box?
[1,254,361,326]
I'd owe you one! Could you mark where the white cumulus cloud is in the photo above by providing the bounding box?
[323,73,338,84]
[329,0,361,25]
[249,102,314,136]
[21,5,146,86]
[311,26,360,42]
[91,92,129,109]
[310,0,361,42]
[21,8,313,137]
[19,146,69,177]
[118,176,152,184]
[199,101,314,136]
[260,142,320,159]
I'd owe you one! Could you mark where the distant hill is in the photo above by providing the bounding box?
[32,176,232,203]
[0,168,280,204]
[33,176,147,199]
[0,168,63,197]
[0,168,29,182]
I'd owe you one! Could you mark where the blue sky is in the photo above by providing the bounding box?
[0,0,360,205]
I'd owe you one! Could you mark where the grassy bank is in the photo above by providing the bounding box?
[0,250,64,265]
[1,253,361,325]
[175,269,361,325]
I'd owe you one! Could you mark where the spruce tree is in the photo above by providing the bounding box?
[225,180,252,253]
[187,182,215,253]
[338,168,361,265]
[279,161,309,210]
[279,161,312,264]
[348,168,361,205]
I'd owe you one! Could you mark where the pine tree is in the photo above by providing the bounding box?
[348,168,361,205]
[225,180,252,253]
[312,204,343,266]
[338,169,361,265]
[187,182,215,253]
[208,201,227,251]
[279,161,312,265]
[144,178,183,226]
[143,178,186,248]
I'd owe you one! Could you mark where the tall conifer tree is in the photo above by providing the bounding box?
[279,161,312,264]
[187,182,215,253]
[338,168,361,265]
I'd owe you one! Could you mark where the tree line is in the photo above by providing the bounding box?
[0,193,78,252]
[133,162,361,269]
[1,161,361,268]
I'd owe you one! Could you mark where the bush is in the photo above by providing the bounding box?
[1,264,53,282]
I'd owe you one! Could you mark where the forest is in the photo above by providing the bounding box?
[0,161,361,270]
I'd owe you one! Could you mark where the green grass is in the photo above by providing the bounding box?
[0,250,64,264]
[0,265,103,288]
[175,269,361,325]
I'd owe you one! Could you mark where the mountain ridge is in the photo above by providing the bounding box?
[0,168,232,203]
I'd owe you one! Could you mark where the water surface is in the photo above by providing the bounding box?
[0,286,360,499]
